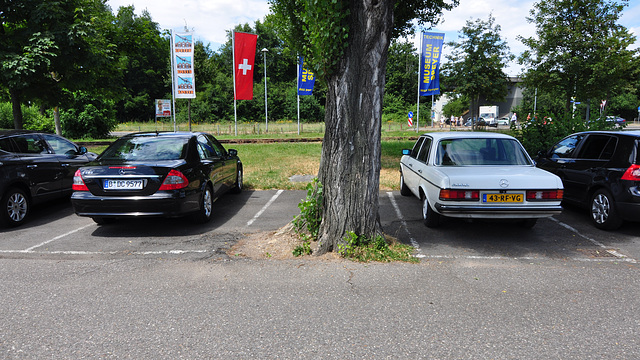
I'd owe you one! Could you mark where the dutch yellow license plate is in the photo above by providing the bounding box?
[483,193,523,203]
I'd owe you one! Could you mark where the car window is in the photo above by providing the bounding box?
[550,134,584,159]
[576,135,617,160]
[416,138,432,163]
[11,134,49,154]
[436,138,531,166]
[41,134,77,155]
[100,136,188,161]
[0,138,16,153]
[410,137,425,158]
[206,134,226,157]
[197,134,221,159]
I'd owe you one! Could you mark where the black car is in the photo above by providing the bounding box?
[71,131,242,224]
[535,131,640,229]
[0,130,97,227]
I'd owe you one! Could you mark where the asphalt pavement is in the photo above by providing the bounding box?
[1,190,639,359]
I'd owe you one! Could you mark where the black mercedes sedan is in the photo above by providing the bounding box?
[536,130,640,230]
[71,132,242,225]
[0,130,97,227]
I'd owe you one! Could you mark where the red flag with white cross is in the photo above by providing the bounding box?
[233,32,258,100]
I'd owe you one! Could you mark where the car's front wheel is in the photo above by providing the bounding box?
[1,187,29,227]
[193,185,213,223]
[422,195,440,228]
[231,167,243,194]
[590,189,623,230]
[400,172,411,196]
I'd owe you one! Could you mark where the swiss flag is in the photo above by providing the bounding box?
[234,32,258,100]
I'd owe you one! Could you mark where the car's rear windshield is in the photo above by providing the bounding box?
[436,138,532,166]
[99,137,189,161]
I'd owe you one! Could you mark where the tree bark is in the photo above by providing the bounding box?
[316,0,393,254]
[10,88,23,130]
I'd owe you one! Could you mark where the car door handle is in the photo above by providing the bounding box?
[26,164,37,169]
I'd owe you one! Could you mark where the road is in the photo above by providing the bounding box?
[1,190,639,359]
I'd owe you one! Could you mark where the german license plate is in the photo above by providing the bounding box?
[483,193,523,203]
[104,179,143,190]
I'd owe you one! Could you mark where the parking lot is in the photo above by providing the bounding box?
[1,190,638,265]
[2,190,640,358]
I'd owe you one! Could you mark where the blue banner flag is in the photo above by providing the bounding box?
[419,32,445,96]
[297,57,316,96]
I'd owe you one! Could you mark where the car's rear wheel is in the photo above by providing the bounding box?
[590,189,623,230]
[231,167,243,194]
[400,172,411,196]
[193,185,213,223]
[422,195,440,228]
[1,187,29,227]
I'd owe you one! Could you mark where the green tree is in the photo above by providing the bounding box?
[518,0,639,121]
[270,0,457,254]
[111,6,170,122]
[1,0,114,130]
[442,14,512,126]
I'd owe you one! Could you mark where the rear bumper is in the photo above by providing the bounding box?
[71,190,200,218]
[435,203,563,219]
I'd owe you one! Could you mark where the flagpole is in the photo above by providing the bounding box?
[170,30,177,132]
[232,30,238,136]
[415,31,422,133]
[297,57,301,135]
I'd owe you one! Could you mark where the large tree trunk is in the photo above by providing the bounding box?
[316,0,393,254]
[10,88,23,130]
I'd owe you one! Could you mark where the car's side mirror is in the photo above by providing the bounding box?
[228,149,238,156]
[79,146,88,155]
[402,149,411,155]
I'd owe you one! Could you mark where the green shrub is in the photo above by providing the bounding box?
[0,102,54,132]
[61,92,117,139]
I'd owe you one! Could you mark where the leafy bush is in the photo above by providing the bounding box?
[338,231,417,263]
[292,178,323,256]
[61,92,117,139]
[0,102,54,132]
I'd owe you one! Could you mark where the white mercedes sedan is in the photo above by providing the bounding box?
[400,132,563,228]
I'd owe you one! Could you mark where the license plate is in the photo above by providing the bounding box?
[104,179,144,190]
[483,193,523,203]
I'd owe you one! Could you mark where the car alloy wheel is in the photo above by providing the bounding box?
[194,185,213,223]
[1,188,29,227]
[590,189,622,230]
[231,168,243,194]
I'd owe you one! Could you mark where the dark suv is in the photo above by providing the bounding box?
[0,130,97,227]
[535,131,640,229]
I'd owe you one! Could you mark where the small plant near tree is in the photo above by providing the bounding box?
[292,178,323,256]
[338,231,418,263]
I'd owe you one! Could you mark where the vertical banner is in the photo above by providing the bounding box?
[233,32,258,100]
[297,56,316,95]
[172,32,196,99]
[419,32,445,96]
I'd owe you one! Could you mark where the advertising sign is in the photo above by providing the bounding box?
[172,32,196,99]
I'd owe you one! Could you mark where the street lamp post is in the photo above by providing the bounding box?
[262,48,269,133]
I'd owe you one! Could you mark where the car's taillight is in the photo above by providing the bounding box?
[526,190,563,200]
[72,169,89,191]
[439,189,479,201]
[159,169,189,190]
[621,164,640,181]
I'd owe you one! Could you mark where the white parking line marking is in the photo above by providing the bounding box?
[386,192,424,257]
[549,217,637,263]
[23,223,94,252]
[246,190,284,227]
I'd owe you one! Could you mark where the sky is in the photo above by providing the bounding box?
[106,0,640,76]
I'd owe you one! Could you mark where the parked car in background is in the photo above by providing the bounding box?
[71,132,242,225]
[606,116,626,127]
[536,131,640,230]
[0,130,97,227]
[400,132,563,228]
